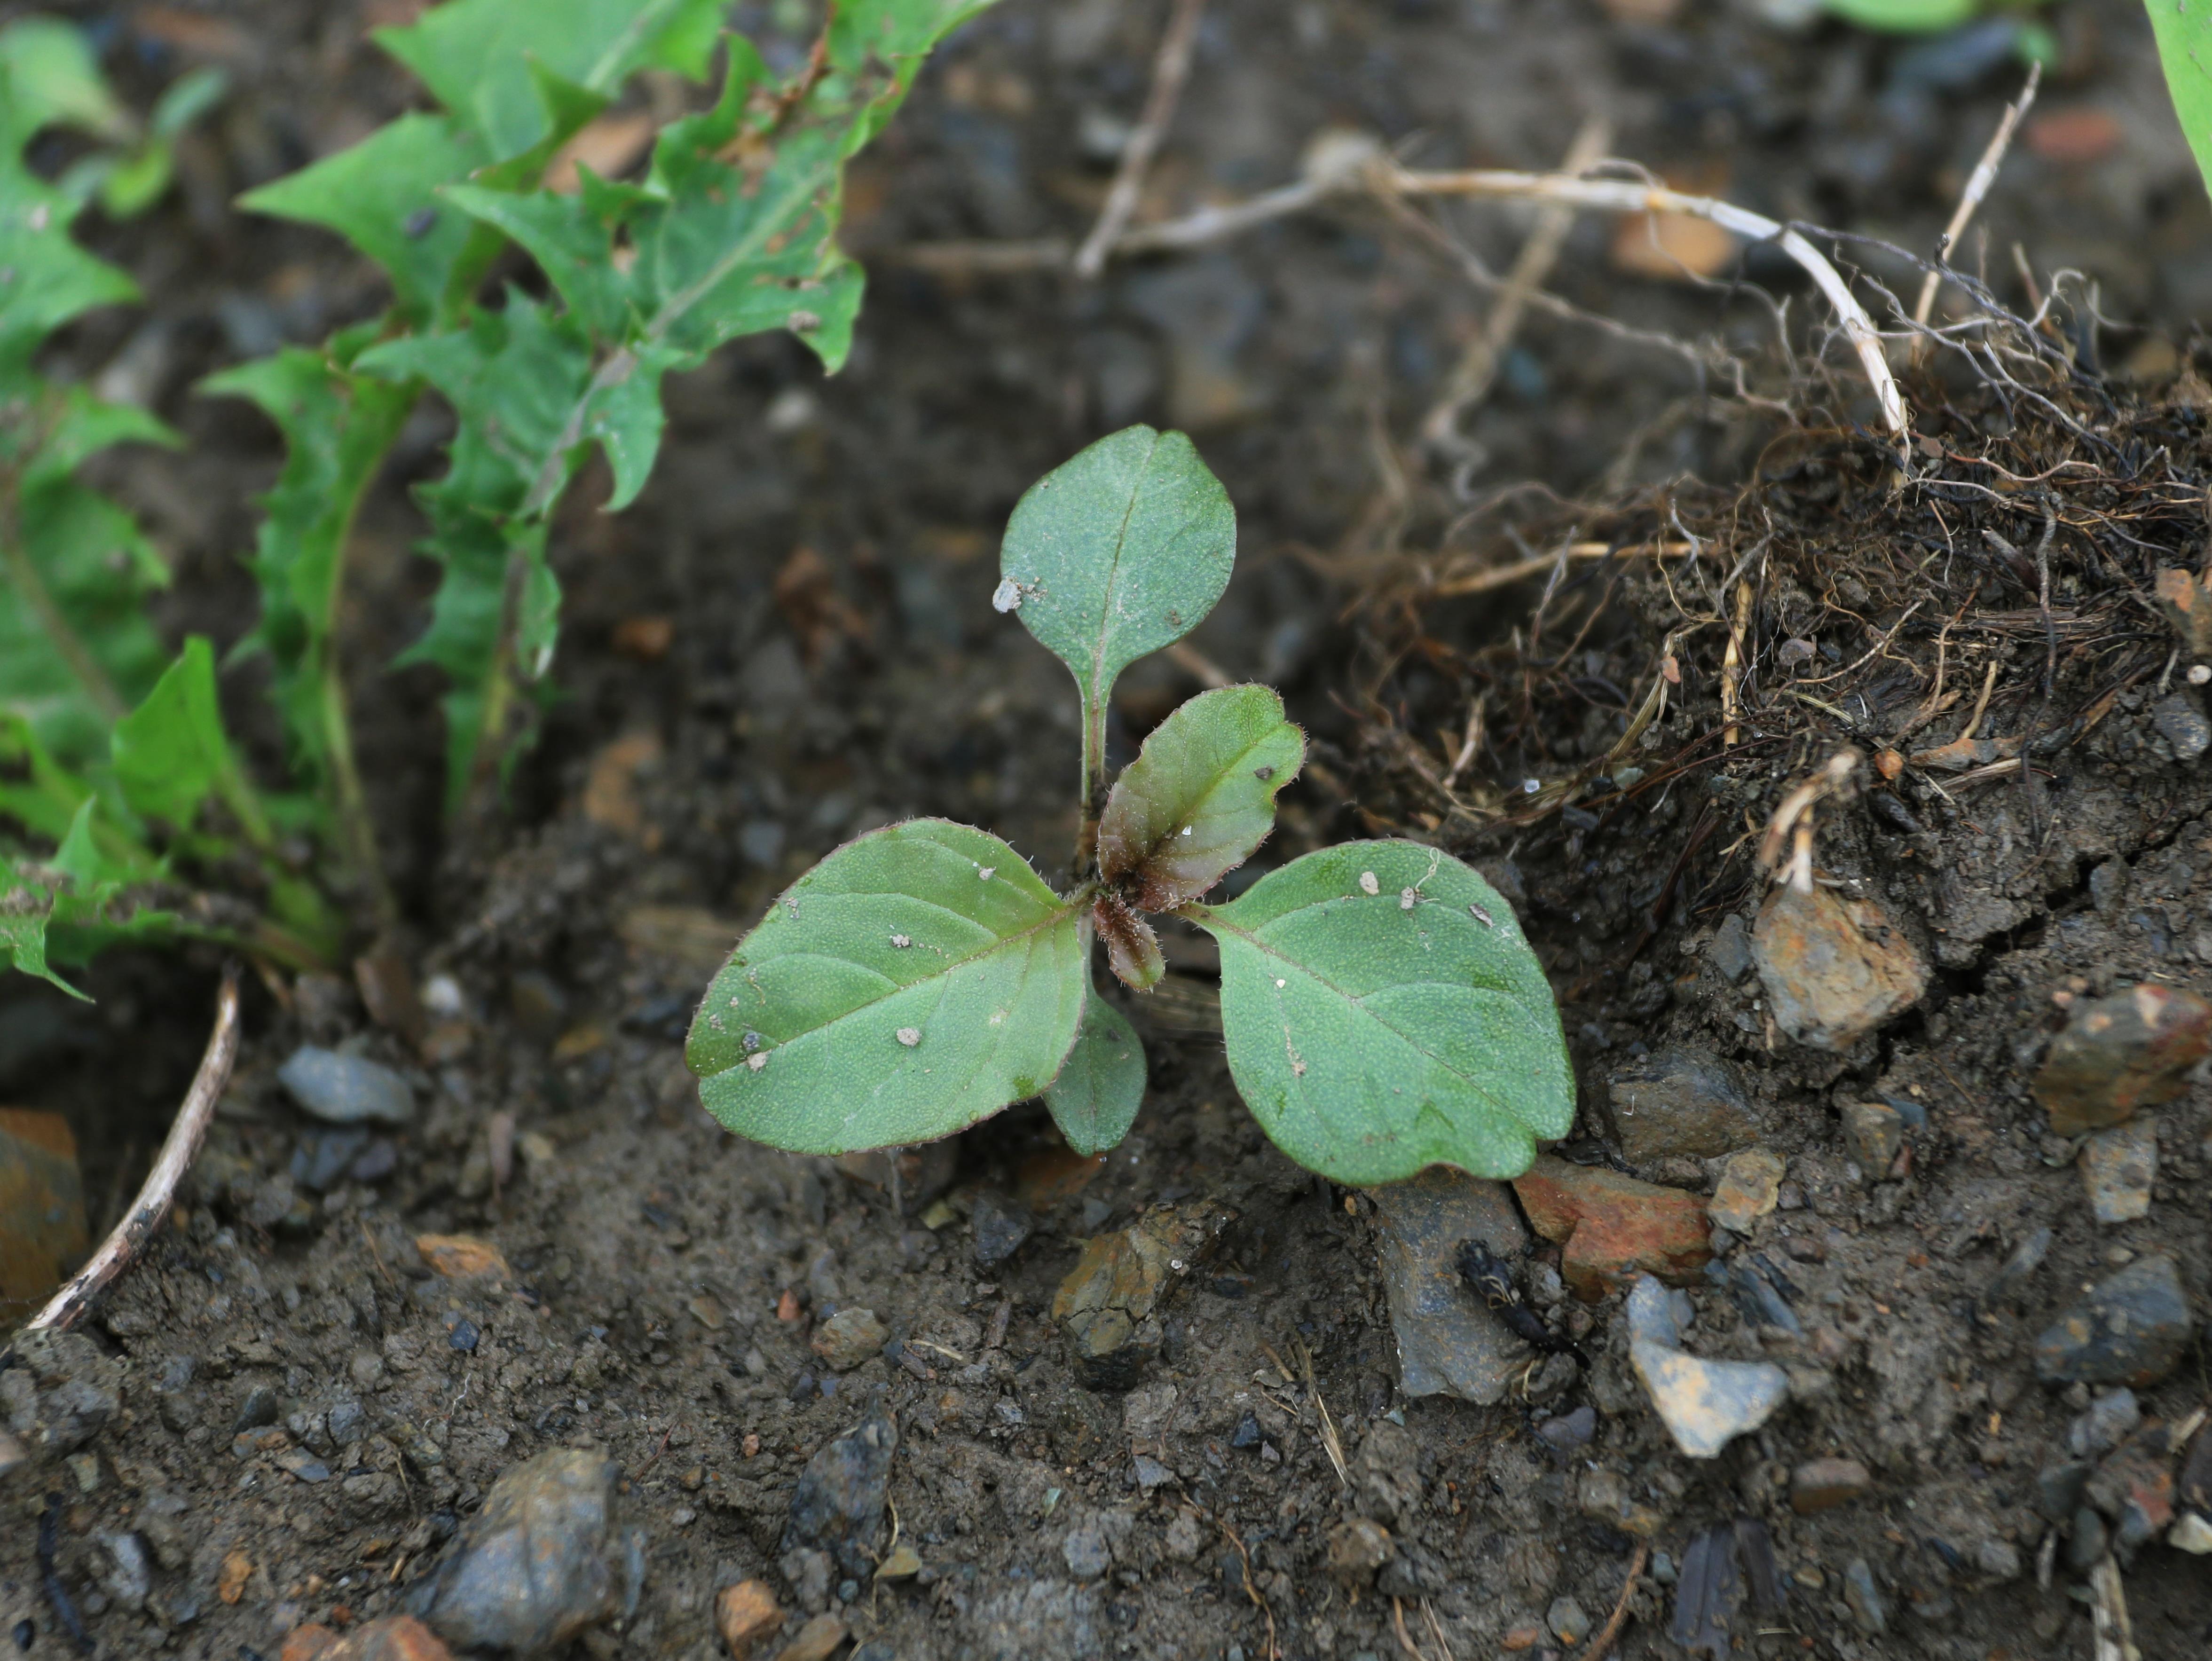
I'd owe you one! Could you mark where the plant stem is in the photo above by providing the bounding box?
[1076,688,1108,878]
[320,637,393,929]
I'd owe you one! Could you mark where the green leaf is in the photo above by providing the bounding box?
[1099,684,1304,910]
[377,0,721,159]
[0,842,184,996]
[2148,0,2212,203]
[110,637,269,844]
[1191,840,1572,1185]
[150,65,228,142]
[1043,989,1147,1156]
[202,340,417,801]
[1819,0,1978,31]
[0,115,141,371]
[1,389,178,767]
[239,113,489,322]
[0,18,128,148]
[997,425,1236,742]
[686,819,1086,1154]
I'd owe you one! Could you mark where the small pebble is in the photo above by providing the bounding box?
[277,1047,415,1126]
[1546,1595,1591,1647]
[1788,1456,1872,1515]
[810,1308,888,1372]
[2079,1117,2158,1225]
[1842,1558,1886,1635]
[1536,1406,1597,1451]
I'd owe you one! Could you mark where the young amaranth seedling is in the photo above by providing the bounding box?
[685,426,1572,1184]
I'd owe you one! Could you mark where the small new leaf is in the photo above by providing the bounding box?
[998,425,1235,721]
[1043,990,1147,1156]
[687,820,1086,1153]
[1099,684,1303,910]
[1192,841,1572,1184]
[1093,892,1164,992]
[110,637,267,843]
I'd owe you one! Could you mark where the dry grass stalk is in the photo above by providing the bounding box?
[16,969,241,1339]
[1073,0,1208,279]
[1910,63,2040,357]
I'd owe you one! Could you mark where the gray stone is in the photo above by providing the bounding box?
[1625,1276,1788,1460]
[0,1329,120,1456]
[2066,1507,2108,1574]
[2068,1390,2141,1459]
[1547,1596,1592,1646]
[1608,1047,1758,1162]
[1061,1523,1110,1580]
[2036,1461,2092,1521]
[783,1412,897,1581]
[2080,1118,2158,1225]
[2153,692,2212,762]
[1537,1406,1597,1451]
[2089,859,2129,916]
[1369,1166,1529,1405]
[1839,1102,1904,1175]
[971,1191,1032,1267]
[1843,1559,1886,1634]
[277,1046,415,1126]
[408,1448,644,1654]
[2032,1255,2196,1387]
[1707,914,1755,982]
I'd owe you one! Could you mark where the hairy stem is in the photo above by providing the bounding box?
[1076,688,1108,878]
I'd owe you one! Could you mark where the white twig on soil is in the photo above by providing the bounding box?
[1073,0,1209,279]
[1911,63,2039,354]
[1381,163,1909,456]
[18,968,241,1337]
[893,140,1913,455]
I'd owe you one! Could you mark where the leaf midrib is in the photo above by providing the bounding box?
[1086,427,1163,708]
[742,895,1078,1055]
[1113,717,1283,879]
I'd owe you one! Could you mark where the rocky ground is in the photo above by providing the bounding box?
[6,2,2212,1660]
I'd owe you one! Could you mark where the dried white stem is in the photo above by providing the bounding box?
[1074,0,1208,279]
[1383,164,1909,456]
[1912,64,2039,344]
[19,970,240,1336]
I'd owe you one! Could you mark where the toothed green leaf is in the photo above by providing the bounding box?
[1099,684,1304,911]
[240,115,489,321]
[202,337,417,805]
[1194,841,1572,1185]
[686,820,1086,1154]
[377,0,722,158]
[1043,989,1147,1156]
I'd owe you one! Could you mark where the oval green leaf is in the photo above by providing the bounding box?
[1043,989,1147,1157]
[997,425,1235,715]
[1192,840,1571,1184]
[1099,684,1304,910]
[686,819,1086,1153]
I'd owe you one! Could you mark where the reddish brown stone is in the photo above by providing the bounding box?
[773,1613,848,1661]
[2025,107,2123,165]
[1789,1457,1873,1515]
[1512,1155,1712,1300]
[281,1623,449,1661]
[1751,884,1925,1052]
[2034,985,2212,1135]
[715,1579,783,1659]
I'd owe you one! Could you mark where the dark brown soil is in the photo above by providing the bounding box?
[6,3,2212,1660]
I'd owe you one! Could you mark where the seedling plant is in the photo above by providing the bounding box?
[686,427,1574,1184]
